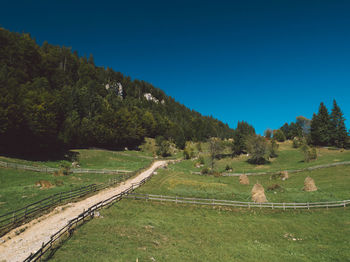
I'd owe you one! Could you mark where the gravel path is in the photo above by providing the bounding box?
[0,160,167,262]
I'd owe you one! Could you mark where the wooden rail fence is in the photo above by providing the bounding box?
[23,173,155,262]
[126,193,350,210]
[0,160,156,237]
[0,160,132,174]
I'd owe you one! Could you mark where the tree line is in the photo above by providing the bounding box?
[277,100,349,148]
[0,28,234,157]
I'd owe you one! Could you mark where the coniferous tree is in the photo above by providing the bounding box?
[232,121,255,155]
[330,100,348,148]
[310,102,332,146]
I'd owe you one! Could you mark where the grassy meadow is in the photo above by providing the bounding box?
[196,141,350,174]
[49,200,350,262]
[136,160,350,203]
[0,149,153,171]
[0,168,126,214]
[0,149,154,214]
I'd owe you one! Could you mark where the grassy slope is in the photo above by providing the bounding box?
[0,168,125,214]
[200,141,350,173]
[136,160,350,203]
[50,200,350,262]
[0,149,154,214]
[0,149,153,170]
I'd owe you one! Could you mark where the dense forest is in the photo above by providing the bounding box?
[0,28,234,156]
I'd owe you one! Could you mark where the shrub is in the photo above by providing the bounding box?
[201,167,210,175]
[273,129,286,142]
[198,155,205,165]
[183,142,195,159]
[213,171,221,177]
[264,129,272,139]
[246,135,269,165]
[139,138,156,155]
[155,136,172,157]
[267,184,283,192]
[269,139,279,158]
[60,163,71,176]
[225,164,232,171]
[196,142,202,152]
[300,144,317,162]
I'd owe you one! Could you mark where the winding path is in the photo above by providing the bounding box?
[0,160,167,262]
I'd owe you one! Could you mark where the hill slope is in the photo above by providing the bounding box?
[0,28,234,156]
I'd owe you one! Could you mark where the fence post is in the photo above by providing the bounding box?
[307,202,310,210]
[283,203,285,211]
[12,211,15,224]
[344,201,346,208]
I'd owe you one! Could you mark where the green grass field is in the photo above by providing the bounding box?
[49,200,350,262]
[0,168,126,214]
[135,160,350,203]
[198,141,350,174]
[0,149,153,171]
[2,141,350,261]
[0,149,154,214]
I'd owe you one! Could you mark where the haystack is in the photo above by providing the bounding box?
[239,174,250,185]
[251,183,267,203]
[35,180,53,189]
[280,171,289,181]
[303,176,317,192]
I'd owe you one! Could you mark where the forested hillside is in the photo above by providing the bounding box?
[0,28,234,156]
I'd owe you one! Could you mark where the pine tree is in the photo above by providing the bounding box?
[311,102,332,146]
[330,100,348,148]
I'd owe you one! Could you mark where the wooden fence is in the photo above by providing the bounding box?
[126,193,350,210]
[0,176,132,237]
[0,160,132,174]
[222,161,350,177]
[0,159,157,237]
[23,174,154,262]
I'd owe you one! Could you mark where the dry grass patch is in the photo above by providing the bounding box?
[35,180,53,189]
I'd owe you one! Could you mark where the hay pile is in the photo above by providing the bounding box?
[251,183,267,203]
[53,170,64,177]
[280,171,289,181]
[303,176,317,191]
[239,174,250,185]
[35,180,53,189]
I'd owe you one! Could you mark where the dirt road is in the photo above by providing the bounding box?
[0,160,167,262]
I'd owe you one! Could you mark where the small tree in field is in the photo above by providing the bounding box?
[246,135,270,164]
[273,129,286,142]
[155,136,171,157]
[264,129,272,139]
[269,139,279,158]
[209,137,223,169]
[300,144,317,162]
[183,142,195,159]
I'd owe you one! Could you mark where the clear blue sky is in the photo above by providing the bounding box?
[1,0,350,134]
